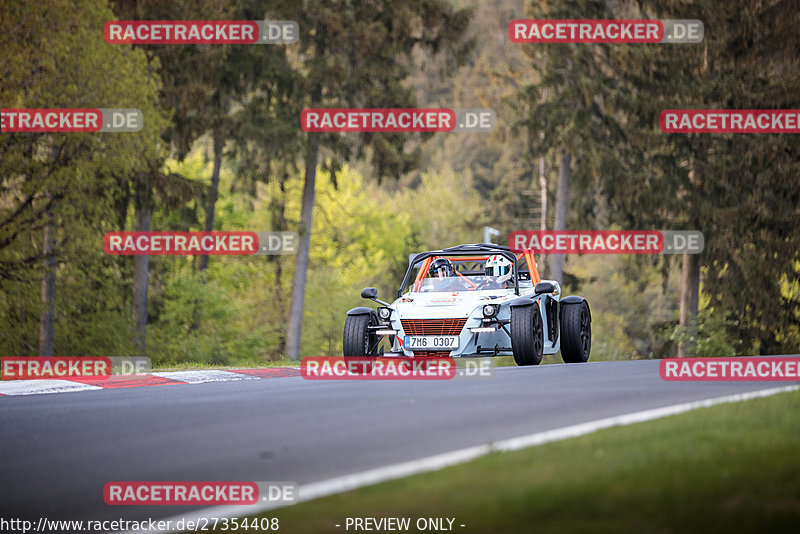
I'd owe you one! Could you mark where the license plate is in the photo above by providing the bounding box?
[404,335,459,350]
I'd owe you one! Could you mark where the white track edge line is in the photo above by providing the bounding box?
[1,369,303,396]
[123,384,798,534]
[0,380,103,396]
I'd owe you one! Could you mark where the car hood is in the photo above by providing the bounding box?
[392,290,515,319]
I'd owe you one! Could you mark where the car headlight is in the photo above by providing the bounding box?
[482,304,497,318]
[378,307,392,320]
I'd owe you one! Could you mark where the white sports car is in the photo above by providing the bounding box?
[343,243,591,366]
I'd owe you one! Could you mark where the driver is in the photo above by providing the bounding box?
[429,257,454,279]
[424,257,471,291]
[482,254,514,289]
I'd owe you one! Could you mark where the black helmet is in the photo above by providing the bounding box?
[429,257,454,278]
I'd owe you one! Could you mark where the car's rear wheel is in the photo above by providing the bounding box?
[510,304,544,366]
[343,313,377,373]
[560,301,591,363]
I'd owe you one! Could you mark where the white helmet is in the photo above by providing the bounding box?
[485,254,513,284]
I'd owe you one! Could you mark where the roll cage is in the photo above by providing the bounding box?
[398,243,542,297]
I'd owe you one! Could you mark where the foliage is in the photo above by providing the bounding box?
[2,0,797,362]
[515,0,800,355]
[0,0,167,355]
[143,151,490,364]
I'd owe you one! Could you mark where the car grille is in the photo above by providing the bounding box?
[401,318,467,336]
[413,351,452,358]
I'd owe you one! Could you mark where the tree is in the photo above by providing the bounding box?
[515,0,800,356]
[282,0,473,359]
[407,0,542,252]
[109,0,301,347]
[605,0,800,355]
[518,1,624,284]
[108,0,235,348]
[0,0,167,355]
[550,148,571,283]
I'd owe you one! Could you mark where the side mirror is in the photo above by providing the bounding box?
[534,282,555,295]
[361,287,378,299]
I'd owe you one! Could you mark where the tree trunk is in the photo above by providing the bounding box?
[678,156,701,358]
[677,252,700,357]
[285,133,319,359]
[198,129,224,272]
[539,156,547,232]
[272,169,287,287]
[114,178,131,232]
[550,148,570,284]
[538,155,547,276]
[189,128,224,332]
[268,168,289,354]
[38,220,56,356]
[132,176,152,354]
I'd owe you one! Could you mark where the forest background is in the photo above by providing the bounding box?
[1,0,798,366]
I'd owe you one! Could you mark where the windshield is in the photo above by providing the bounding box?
[417,274,506,292]
[408,255,533,293]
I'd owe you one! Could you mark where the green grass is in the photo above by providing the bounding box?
[153,353,559,371]
[152,357,299,372]
[152,344,638,371]
[229,390,800,534]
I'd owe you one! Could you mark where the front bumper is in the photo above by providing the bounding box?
[373,316,513,357]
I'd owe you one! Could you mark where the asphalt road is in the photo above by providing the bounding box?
[0,359,794,527]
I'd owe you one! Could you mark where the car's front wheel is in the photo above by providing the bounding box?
[560,301,591,363]
[343,313,377,372]
[510,304,544,366]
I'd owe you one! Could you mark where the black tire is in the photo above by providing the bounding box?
[560,301,591,363]
[343,314,377,373]
[510,304,544,366]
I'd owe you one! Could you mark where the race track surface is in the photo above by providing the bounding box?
[1,359,794,525]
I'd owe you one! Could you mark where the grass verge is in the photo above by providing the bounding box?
[232,390,800,534]
[152,357,299,372]
[153,348,642,371]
